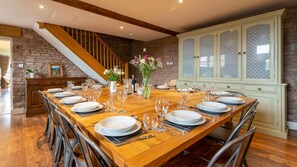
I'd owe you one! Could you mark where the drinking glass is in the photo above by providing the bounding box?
[117,90,127,114]
[81,83,88,90]
[180,88,189,109]
[93,86,102,102]
[67,80,74,91]
[105,99,116,112]
[143,113,158,131]
[155,98,169,132]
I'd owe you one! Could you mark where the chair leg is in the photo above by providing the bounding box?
[63,143,72,167]
[44,116,50,135]
[54,132,63,162]
[49,124,56,150]
[46,119,52,143]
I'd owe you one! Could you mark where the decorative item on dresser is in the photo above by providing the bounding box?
[177,9,287,139]
[48,64,64,77]
[25,77,87,117]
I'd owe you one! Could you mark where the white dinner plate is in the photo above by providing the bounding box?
[217,97,245,104]
[71,103,104,113]
[197,105,231,113]
[54,92,75,98]
[165,114,206,126]
[47,88,63,93]
[94,121,141,137]
[156,85,169,90]
[73,102,99,110]
[99,116,136,133]
[197,102,227,112]
[168,110,202,124]
[71,86,82,90]
[211,91,232,96]
[59,96,86,104]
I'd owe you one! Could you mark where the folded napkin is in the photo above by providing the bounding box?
[164,119,208,133]
[103,129,147,146]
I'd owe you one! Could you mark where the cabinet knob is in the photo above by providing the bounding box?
[227,86,230,89]
[258,88,262,91]
[238,52,241,55]
[243,51,246,54]
[184,83,188,85]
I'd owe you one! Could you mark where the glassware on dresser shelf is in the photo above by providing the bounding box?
[117,90,127,114]
[155,98,169,132]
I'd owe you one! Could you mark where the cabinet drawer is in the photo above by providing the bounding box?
[176,81,192,88]
[216,83,242,90]
[243,85,277,93]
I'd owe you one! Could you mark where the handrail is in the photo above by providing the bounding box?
[62,26,128,80]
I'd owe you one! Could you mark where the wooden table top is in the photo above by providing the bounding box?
[45,87,256,167]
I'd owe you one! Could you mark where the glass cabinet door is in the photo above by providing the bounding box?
[243,21,274,81]
[198,34,216,79]
[180,38,195,78]
[218,28,241,80]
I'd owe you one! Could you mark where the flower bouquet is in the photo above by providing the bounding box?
[130,54,162,98]
[104,66,124,92]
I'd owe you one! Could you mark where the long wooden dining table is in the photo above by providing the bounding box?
[45,87,257,167]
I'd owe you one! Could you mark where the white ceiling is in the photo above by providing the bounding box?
[0,0,296,41]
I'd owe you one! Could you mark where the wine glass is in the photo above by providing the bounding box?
[155,98,169,132]
[180,88,189,109]
[117,90,127,114]
[67,81,74,91]
[143,113,158,131]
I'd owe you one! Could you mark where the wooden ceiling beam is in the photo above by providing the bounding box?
[52,0,179,36]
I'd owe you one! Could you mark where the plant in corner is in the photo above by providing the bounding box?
[130,54,162,99]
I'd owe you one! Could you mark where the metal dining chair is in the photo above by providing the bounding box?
[186,109,257,166]
[73,125,114,167]
[208,101,259,144]
[54,108,86,167]
[38,90,52,143]
[165,127,256,167]
[46,100,64,165]
[224,90,247,97]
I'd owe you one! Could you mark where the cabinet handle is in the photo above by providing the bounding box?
[258,88,262,91]
[227,86,230,89]
[184,83,188,85]
[238,52,241,55]
[243,51,246,54]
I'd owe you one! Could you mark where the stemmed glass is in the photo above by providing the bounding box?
[117,90,127,114]
[155,98,169,132]
[67,81,74,91]
[180,88,190,110]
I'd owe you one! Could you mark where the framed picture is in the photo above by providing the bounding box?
[48,64,64,77]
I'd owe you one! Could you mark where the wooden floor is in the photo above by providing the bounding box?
[0,114,295,167]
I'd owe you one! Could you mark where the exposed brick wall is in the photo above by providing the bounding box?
[11,28,87,109]
[130,36,179,86]
[284,5,297,122]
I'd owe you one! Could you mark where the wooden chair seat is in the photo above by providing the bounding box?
[164,153,208,167]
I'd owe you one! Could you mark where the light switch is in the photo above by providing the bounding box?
[18,64,24,68]
[166,62,170,65]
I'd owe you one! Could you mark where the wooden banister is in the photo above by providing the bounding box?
[39,22,129,81]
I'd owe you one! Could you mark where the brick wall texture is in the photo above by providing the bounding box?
[130,36,179,86]
[284,6,297,122]
[11,28,87,109]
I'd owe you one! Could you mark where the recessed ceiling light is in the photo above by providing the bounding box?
[120,26,124,29]
[129,34,133,36]
[178,0,183,3]
[39,4,45,9]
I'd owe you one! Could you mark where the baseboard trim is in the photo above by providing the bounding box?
[11,108,25,115]
[255,126,288,139]
[287,121,297,131]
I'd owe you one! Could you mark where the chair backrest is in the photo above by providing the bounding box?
[73,125,114,167]
[208,127,257,167]
[54,108,77,154]
[38,90,51,116]
[46,99,60,126]
[225,102,258,144]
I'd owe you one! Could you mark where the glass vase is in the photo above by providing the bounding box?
[142,76,151,99]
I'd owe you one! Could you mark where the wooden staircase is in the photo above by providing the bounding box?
[38,23,128,81]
